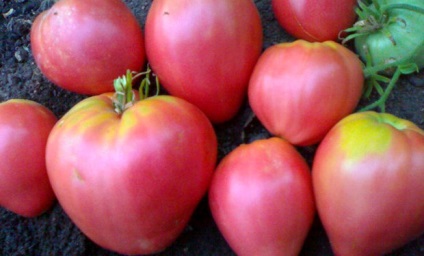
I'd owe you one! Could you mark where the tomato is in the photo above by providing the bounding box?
[0,99,57,217]
[248,40,364,146]
[145,0,263,123]
[209,137,315,256]
[272,0,357,42]
[351,0,424,71]
[45,93,217,255]
[312,111,424,256]
[30,0,145,95]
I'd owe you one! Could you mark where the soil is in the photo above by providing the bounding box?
[1,0,424,255]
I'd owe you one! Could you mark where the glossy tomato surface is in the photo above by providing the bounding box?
[46,95,217,255]
[145,0,263,123]
[248,40,364,146]
[0,99,57,217]
[313,111,424,256]
[30,0,145,95]
[209,137,315,256]
[272,0,357,42]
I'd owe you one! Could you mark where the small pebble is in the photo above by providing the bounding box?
[409,73,424,87]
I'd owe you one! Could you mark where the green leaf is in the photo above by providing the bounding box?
[399,63,419,75]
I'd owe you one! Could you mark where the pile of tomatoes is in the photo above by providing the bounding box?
[1,0,424,255]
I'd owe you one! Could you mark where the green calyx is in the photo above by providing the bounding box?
[113,70,136,114]
[343,0,424,45]
[113,66,160,114]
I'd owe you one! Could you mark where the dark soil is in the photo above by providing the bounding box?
[1,0,424,255]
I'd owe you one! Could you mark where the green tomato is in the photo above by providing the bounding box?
[352,0,424,70]
[344,0,424,112]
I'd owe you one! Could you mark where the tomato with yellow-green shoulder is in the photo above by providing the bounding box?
[46,91,218,255]
[313,111,424,256]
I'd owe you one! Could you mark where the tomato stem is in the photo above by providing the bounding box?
[112,66,160,114]
[360,62,419,112]
[359,67,402,112]
[113,70,136,114]
[138,65,160,100]
[363,59,402,77]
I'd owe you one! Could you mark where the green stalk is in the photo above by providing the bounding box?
[112,66,160,114]
[359,67,402,112]
[113,70,135,115]
[362,59,406,78]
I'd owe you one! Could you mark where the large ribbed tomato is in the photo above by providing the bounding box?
[46,92,217,255]
[248,40,364,146]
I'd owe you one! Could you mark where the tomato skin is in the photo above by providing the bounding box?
[0,99,57,217]
[46,95,217,255]
[145,0,263,123]
[30,0,145,95]
[272,0,357,42]
[209,137,315,256]
[248,40,363,146]
[312,111,424,256]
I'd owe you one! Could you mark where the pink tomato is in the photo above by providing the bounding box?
[248,40,364,146]
[31,0,145,95]
[145,0,263,123]
[209,137,315,256]
[313,111,424,256]
[46,93,217,255]
[272,0,357,42]
[0,99,57,217]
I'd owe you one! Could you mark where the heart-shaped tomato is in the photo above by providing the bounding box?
[313,111,424,255]
[46,93,217,255]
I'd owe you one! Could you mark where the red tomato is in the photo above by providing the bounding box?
[46,94,217,255]
[248,40,363,146]
[313,111,424,256]
[30,0,145,95]
[0,99,57,217]
[209,137,315,256]
[272,0,357,42]
[145,0,263,123]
